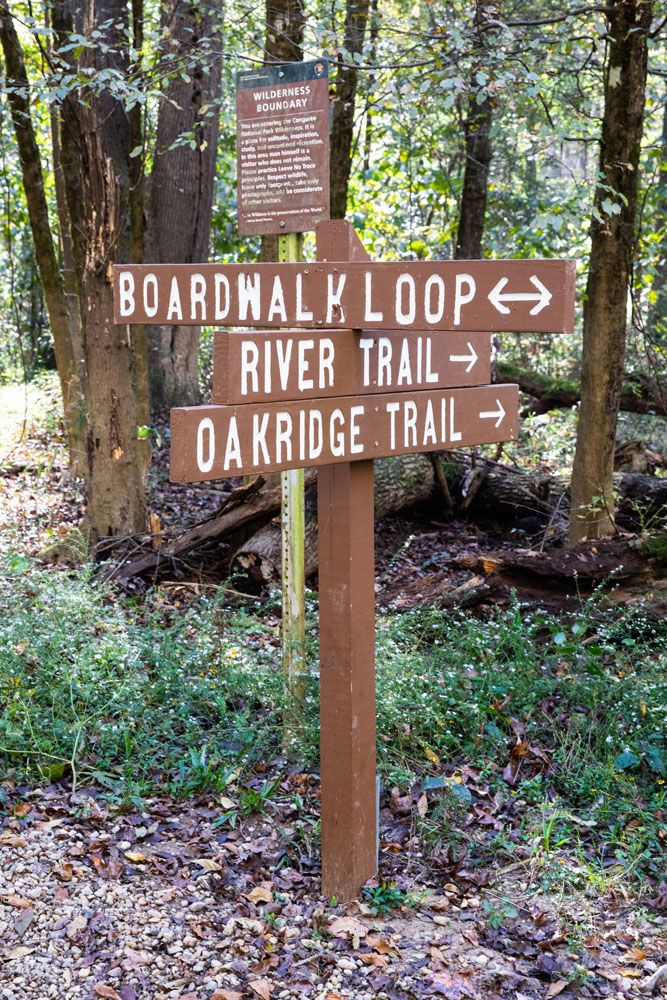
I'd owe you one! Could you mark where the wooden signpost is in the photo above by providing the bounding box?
[113,220,574,901]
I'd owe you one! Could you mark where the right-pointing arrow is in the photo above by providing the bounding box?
[479,398,506,429]
[449,341,478,373]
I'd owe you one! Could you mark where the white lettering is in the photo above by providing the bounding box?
[426,338,439,383]
[424,274,445,323]
[404,400,418,447]
[423,400,437,445]
[386,401,401,450]
[241,342,259,396]
[326,273,347,324]
[395,274,416,325]
[196,417,215,473]
[267,276,287,322]
[276,339,293,391]
[252,412,270,465]
[309,409,323,458]
[296,273,314,321]
[450,397,462,441]
[350,405,364,454]
[142,274,158,318]
[190,273,206,321]
[276,412,292,464]
[118,272,135,317]
[215,275,230,320]
[364,271,384,322]
[238,272,261,321]
[298,339,314,391]
[359,338,374,386]
[223,417,242,470]
[397,339,412,385]
[378,337,392,387]
[454,273,476,326]
[320,338,335,389]
[330,409,346,457]
[167,276,183,321]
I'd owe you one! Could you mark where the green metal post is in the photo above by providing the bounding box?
[278,232,306,747]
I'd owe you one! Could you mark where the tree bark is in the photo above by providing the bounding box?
[147,0,224,409]
[646,86,667,341]
[329,0,371,220]
[454,1,495,260]
[71,0,146,542]
[0,0,85,473]
[569,0,652,545]
[232,454,436,584]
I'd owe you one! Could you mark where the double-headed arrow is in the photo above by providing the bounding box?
[488,275,552,316]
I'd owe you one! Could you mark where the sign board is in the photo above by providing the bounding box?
[236,60,330,236]
[170,384,519,482]
[212,329,493,404]
[114,260,576,333]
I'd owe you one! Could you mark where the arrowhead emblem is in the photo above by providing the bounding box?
[479,398,506,429]
[488,274,552,316]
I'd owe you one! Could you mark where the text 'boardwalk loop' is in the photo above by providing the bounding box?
[113,259,576,333]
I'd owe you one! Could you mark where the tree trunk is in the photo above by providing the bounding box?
[147,0,224,410]
[0,0,85,473]
[329,0,371,220]
[569,0,652,545]
[455,1,495,260]
[232,454,436,584]
[72,0,146,542]
[646,87,667,341]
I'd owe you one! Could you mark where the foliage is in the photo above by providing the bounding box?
[0,555,665,880]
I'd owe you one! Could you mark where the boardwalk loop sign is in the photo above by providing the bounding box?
[114,220,575,901]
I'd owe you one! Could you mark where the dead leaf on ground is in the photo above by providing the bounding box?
[545,982,568,998]
[2,894,32,909]
[54,861,75,881]
[329,915,368,942]
[624,946,647,963]
[359,952,388,968]
[66,914,88,940]
[193,858,224,872]
[0,834,26,848]
[248,980,273,1000]
[246,881,273,904]
[6,945,35,960]
[211,991,243,1000]
[123,851,148,864]
[13,908,35,937]
[93,986,122,999]
[417,793,428,817]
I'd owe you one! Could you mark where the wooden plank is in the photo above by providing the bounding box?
[113,258,576,332]
[169,383,519,482]
[212,329,493,404]
[317,219,376,901]
[318,459,376,900]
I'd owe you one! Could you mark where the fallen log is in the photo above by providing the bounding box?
[496,361,667,417]
[231,454,436,585]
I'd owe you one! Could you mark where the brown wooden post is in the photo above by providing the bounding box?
[316,220,377,900]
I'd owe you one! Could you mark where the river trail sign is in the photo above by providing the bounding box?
[113,220,574,901]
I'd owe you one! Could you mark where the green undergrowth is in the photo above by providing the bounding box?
[1,553,665,882]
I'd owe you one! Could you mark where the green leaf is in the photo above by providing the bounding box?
[129,145,143,158]
[615,751,639,772]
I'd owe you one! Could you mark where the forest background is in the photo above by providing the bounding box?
[0,0,666,957]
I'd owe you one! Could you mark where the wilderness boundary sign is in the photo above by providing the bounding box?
[114,220,575,900]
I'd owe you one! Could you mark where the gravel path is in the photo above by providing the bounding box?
[1,789,666,1000]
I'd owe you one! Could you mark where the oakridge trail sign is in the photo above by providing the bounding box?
[114,259,575,333]
[113,220,575,902]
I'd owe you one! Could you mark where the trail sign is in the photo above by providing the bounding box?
[236,60,330,236]
[212,329,493,403]
[114,259,575,333]
[171,385,518,482]
[113,219,576,902]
